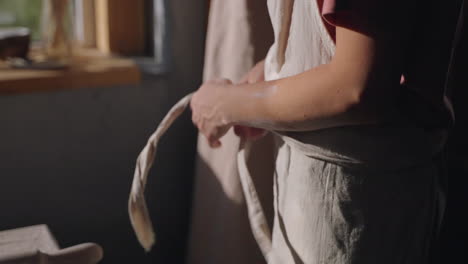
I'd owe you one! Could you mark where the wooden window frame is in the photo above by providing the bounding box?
[80,0,171,73]
[74,0,96,48]
[0,0,156,95]
[95,0,145,55]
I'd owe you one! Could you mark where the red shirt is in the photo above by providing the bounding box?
[319,0,462,129]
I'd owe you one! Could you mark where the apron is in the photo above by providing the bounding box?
[129,0,440,263]
[189,1,274,263]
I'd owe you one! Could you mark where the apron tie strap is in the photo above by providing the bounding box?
[128,93,272,261]
[237,139,273,259]
[128,93,193,252]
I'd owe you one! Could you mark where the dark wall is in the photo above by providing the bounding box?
[0,1,206,263]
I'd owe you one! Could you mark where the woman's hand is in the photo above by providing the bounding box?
[239,60,265,84]
[235,60,267,140]
[190,79,236,148]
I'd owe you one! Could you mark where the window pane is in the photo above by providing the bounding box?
[0,0,43,40]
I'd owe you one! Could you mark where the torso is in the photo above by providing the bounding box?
[264,0,334,81]
[264,0,387,131]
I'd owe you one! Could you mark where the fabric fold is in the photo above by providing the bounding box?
[128,92,273,259]
[128,93,193,252]
[237,140,273,260]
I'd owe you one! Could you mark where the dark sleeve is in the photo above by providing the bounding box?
[321,0,412,36]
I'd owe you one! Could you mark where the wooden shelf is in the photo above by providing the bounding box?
[0,49,141,95]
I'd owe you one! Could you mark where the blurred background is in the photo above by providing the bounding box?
[0,0,42,40]
[0,0,206,263]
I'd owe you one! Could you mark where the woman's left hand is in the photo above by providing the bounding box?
[190,79,236,148]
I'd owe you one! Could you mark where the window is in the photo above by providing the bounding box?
[0,0,145,94]
[0,0,168,61]
[0,0,172,94]
[0,0,43,40]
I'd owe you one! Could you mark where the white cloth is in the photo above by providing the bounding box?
[188,1,274,263]
[242,1,439,263]
[128,93,193,252]
[264,0,335,81]
[239,0,336,259]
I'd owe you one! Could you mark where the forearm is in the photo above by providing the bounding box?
[229,63,364,131]
[227,26,402,132]
[191,26,402,142]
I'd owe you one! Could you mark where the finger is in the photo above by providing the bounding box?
[250,70,265,84]
[192,114,203,130]
[197,122,204,133]
[234,125,248,138]
[234,125,242,136]
[210,78,232,85]
[191,113,198,125]
[209,139,222,148]
[238,74,249,85]
[203,130,221,148]
[249,130,267,141]
[206,126,221,147]
[247,127,266,137]
[233,126,267,140]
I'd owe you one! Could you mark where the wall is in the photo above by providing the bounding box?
[0,0,206,263]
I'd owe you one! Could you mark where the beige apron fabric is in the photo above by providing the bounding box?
[231,0,337,260]
[269,128,438,264]
[264,0,335,81]
[127,92,273,257]
[187,1,274,264]
[128,95,438,263]
[129,1,274,261]
[129,93,193,252]
[243,1,440,263]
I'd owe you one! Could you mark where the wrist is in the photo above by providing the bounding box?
[223,84,249,125]
[226,81,273,126]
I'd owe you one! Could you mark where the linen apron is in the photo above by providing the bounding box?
[188,1,274,263]
[129,0,440,263]
[240,0,440,263]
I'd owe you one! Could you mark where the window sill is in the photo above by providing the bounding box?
[0,49,141,95]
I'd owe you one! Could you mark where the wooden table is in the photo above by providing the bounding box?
[0,225,103,264]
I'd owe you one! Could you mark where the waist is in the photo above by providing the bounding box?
[274,124,447,171]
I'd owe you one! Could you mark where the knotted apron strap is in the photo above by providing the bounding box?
[128,92,272,258]
[237,140,273,260]
[128,93,193,252]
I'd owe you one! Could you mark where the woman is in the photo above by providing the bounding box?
[191,0,458,263]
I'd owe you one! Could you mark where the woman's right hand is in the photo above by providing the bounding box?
[234,60,267,140]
